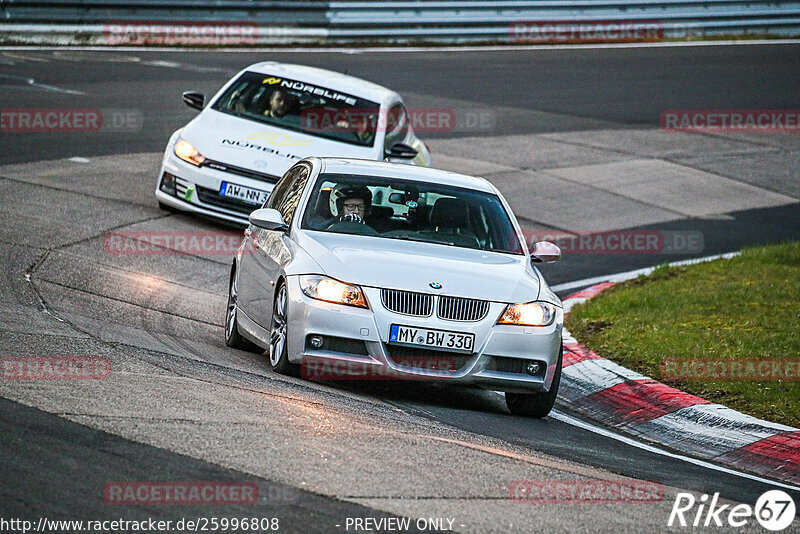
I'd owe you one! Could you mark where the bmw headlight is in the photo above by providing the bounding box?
[498,302,556,326]
[174,138,206,166]
[299,275,368,308]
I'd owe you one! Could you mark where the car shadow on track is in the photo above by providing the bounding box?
[306,377,511,416]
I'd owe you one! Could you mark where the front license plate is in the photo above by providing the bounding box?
[219,181,269,205]
[389,324,475,353]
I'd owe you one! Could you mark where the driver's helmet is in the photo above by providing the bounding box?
[330,184,373,218]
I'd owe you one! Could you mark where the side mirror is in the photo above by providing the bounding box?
[249,208,288,232]
[385,142,418,159]
[388,192,406,204]
[530,241,561,263]
[182,91,205,111]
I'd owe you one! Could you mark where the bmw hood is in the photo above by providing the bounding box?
[297,231,540,303]
[181,109,377,178]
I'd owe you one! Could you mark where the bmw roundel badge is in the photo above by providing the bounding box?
[429,282,442,289]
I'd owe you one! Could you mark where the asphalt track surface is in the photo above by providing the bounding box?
[1,45,799,533]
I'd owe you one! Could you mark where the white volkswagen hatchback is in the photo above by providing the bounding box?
[226,157,565,418]
[156,62,431,225]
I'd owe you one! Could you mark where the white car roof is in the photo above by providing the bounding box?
[316,158,497,194]
[245,62,398,105]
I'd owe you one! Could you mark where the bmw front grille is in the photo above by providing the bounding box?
[381,288,433,317]
[437,295,490,322]
[381,289,489,322]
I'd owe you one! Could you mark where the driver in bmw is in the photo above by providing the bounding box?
[331,185,372,225]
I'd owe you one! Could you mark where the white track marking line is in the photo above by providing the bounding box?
[489,386,799,490]
[0,74,84,95]
[68,157,90,163]
[49,51,228,73]
[549,409,800,492]
[2,51,50,62]
[0,39,798,53]
[552,251,740,293]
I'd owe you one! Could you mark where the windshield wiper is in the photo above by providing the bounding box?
[388,235,456,246]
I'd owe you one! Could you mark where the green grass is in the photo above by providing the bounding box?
[566,242,800,428]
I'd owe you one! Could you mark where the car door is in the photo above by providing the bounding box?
[237,165,301,323]
[240,164,311,328]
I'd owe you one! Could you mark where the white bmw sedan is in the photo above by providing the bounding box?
[226,158,564,417]
[156,62,431,225]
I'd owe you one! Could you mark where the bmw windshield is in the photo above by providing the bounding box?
[212,71,381,147]
[300,173,525,255]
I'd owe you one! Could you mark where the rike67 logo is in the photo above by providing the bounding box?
[668,490,796,531]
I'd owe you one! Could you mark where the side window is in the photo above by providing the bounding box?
[383,103,409,153]
[266,166,301,210]
[275,165,310,227]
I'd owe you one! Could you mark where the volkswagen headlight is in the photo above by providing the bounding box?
[174,138,206,166]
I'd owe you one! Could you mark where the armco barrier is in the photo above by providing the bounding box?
[0,0,798,45]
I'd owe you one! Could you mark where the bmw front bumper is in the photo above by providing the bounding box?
[283,276,563,393]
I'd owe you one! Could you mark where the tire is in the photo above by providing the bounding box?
[268,282,299,376]
[505,342,563,418]
[224,266,259,351]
